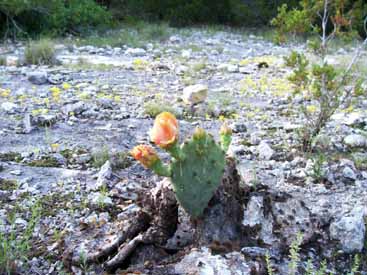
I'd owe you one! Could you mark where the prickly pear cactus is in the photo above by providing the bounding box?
[170,131,225,218]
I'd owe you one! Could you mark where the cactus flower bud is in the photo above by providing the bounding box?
[131,145,159,168]
[220,122,232,152]
[220,122,232,136]
[150,112,178,149]
[193,127,207,140]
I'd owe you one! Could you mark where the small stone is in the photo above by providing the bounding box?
[61,101,86,115]
[344,134,367,148]
[1,102,18,113]
[10,170,22,176]
[34,114,57,127]
[258,141,274,160]
[125,48,146,56]
[89,192,113,207]
[342,166,356,180]
[169,35,182,43]
[93,161,112,190]
[182,84,208,105]
[23,113,33,134]
[181,50,191,59]
[27,71,48,85]
[232,122,247,133]
[227,64,239,73]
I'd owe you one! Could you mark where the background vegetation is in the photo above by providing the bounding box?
[0,0,366,39]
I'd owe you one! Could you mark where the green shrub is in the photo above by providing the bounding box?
[109,0,299,27]
[272,0,367,43]
[0,0,112,38]
[283,1,367,151]
[24,39,56,65]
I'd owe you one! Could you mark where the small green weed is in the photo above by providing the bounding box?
[0,201,42,274]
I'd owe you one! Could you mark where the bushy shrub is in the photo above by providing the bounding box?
[283,1,367,151]
[0,0,112,38]
[272,0,367,42]
[109,0,299,27]
[24,39,56,65]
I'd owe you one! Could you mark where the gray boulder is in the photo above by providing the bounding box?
[329,207,366,253]
[28,71,48,85]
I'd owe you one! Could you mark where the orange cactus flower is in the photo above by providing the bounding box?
[150,112,178,149]
[130,145,159,168]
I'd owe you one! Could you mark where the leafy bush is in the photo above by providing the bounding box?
[283,1,367,151]
[24,39,56,65]
[0,0,112,38]
[109,0,299,27]
[272,0,367,42]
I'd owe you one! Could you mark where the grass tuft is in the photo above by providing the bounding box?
[24,39,56,65]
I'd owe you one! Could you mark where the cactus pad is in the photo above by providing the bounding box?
[170,130,225,218]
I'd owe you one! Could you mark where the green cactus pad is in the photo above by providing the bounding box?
[170,131,225,218]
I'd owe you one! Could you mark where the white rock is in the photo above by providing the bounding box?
[1,102,18,113]
[258,141,274,160]
[182,84,208,105]
[329,207,366,253]
[125,48,146,56]
[342,166,357,180]
[181,49,191,59]
[344,134,367,148]
[174,248,251,275]
[169,35,182,43]
[94,161,112,190]
[227,64,239,73]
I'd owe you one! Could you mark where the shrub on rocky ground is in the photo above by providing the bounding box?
[24,39,56,65]
[283,0,367,151]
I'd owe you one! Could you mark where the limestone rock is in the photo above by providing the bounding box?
[27,71,48,85]
[344,134,367,148]
[329,207,366,253]
[174,248,252,275]
[182,84,208,105]
[258,141,274,160]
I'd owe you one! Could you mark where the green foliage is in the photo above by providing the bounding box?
[284,21,367,151]
[24,39,56,65]
[289,233,303,275]
[91,146,110,168]
[110,0,299,27]
[309,152,326,181]
[0,0,112,38]
[272,0,367,42]
[271,3,312,44]
[0,201,42,274]
[284,51,309,93]
[75,21,170,48]
[170,130,225,218]
[265,251,274,275]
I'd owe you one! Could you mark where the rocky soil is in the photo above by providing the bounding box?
[0,28,367,274]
